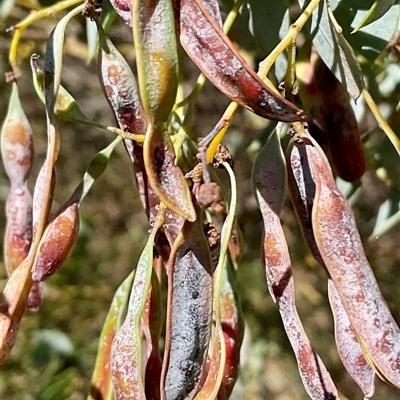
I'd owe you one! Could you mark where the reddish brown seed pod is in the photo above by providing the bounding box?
[253,133,339,400]
[306,137,400,388]
[31,203,79,282]
[297,48,366,182]
[328,280,375,398]
[178,0,303,122]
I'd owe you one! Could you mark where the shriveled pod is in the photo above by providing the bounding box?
[177,0,303,122]
[162,216,213,400]
[253,131,339,400]
[305,135,400,387]
[31,203,79,282]
[328,280,375,398]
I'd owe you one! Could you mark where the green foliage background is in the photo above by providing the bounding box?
[1,1,399,399]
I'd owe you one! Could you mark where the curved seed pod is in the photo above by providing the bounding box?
[162,217,213,400]
[253,132,339,400]
[31,203,79,282]
[328,280,375,398]
[97,24,185,243]
[131,0,196,221]
[178,0,303,122]
[288,136,378,396]
[111,221,161,399]
[88,271,135,400]
[307,137,400,388]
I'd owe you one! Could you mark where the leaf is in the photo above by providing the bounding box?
[307,135,400,388]
[330,0,399,61]
[299,0,364,99]
[178,0,303,122]
[254,132,339,399]
[31,55,97,127]
[351,0,397,32]
[370,190,400,240]
[88,271,135,400]
[162,216,213,400]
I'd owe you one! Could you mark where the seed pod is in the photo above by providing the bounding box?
[1,83,34,185]
[286,139,328,271]
[4,186,32,275]
[111,222,160,400]
[307,136,400,388]
[316,57,366,182]
[328,280,375,398]
[31,203,79,282]
[296,46,365,182]
[253,132,339,399]
[162,218,213,400]
[89,271,135,400]
[178,0,303,122]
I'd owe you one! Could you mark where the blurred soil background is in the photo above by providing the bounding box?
[1,3,399,400]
